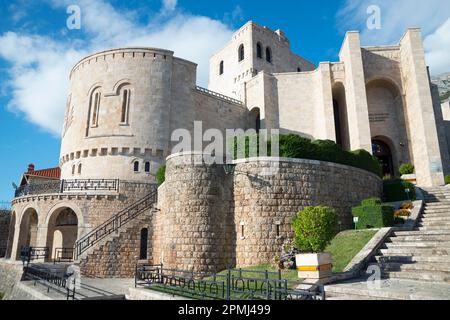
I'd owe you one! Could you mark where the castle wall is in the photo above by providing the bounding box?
[441,101,450,175]
[209,21,314,99]
[8,181,154,260]
[60,48,197,182]
[0,210,11,257]
[156,153,382,271]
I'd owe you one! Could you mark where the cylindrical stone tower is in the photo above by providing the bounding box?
[60,48,178,181]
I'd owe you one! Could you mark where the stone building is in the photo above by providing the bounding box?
[3,21,450,276]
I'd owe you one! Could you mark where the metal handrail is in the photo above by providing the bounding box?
[74,187,158,259]
[53,247,75,264]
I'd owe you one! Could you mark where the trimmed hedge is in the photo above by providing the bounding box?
[383,178,416,202]
[352,198,394,229]
[292,206,338,253]
[445,176,450,185]
[232,134,382,177]
[156,165,166,186]
[399,163,414,175]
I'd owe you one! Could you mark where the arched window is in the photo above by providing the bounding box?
[140,228,148,260]
[133,161,139,172]
[72,165,75,175]
[256,42,263,59]
[238,44,245,62]
[77,163,82,174]
[266,47,272,63]
[144,161,150,173]
[89,88,101,127]
[297,67,302,72]
[219,61,224,75]
[120,88,131,124]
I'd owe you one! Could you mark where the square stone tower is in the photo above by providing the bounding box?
[208,21,315,100]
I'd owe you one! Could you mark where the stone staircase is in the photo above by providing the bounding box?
[325,187,450,300]
[78,210,156,278]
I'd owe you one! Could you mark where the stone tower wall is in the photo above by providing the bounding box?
[156,153,382,272]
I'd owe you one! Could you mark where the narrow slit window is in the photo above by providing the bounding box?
[219,61,224,75]
[241,225,245,238]
[134,161,139,172]
[144,161,150,173]
[120,88,131,124]
[276,224,280,237]
[78,164,82,174]
[91,91,101,127]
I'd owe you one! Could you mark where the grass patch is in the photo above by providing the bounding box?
[325,229,378,272]
[0,292,4,300]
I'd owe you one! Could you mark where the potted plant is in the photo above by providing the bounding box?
[292,206,338,281]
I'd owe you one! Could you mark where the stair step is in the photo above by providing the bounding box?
[376,254,450,264]
[390,235,450,242]
[422,212,450,217]
[394,230,450,236]
[380,248,450,255]
[383,271,450,283]
[420,216,450,222]
[380,262,450,273]
[385,242,450,248]
[418,226,450,231]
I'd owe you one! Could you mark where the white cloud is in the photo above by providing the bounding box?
[162,0,177,12]
[0,0,234,136]
[337,0,450,75]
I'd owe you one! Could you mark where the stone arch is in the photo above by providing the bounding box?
[366,78,410,174]
[372,136,396,177]
[16,207,39,259]
[332,82,350,151]
[45,205,80,261]
[249,107,261,132]
[112,79,132,95]
[5,211,16,259]
[86,82,103,97]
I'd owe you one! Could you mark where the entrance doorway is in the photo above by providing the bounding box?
[372,139,394,177]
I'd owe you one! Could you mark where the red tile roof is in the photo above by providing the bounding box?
[27,167,61,179]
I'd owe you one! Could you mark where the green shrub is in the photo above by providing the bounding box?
[383,179,416,202]
[232,133,382,177]
[292,206,338,253]
[352,199,394,229]
[445,176,450,185]
[156,165,166,185]
[399,163,415,175]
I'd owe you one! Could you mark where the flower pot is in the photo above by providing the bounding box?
[295,253,332,280]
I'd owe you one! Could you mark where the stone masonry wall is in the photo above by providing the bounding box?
[157,153,382,271]
[233,158,382,267]
[0,211,11,257]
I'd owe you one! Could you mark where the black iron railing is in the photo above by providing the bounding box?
[53,248,74,264]
[135,264,325,300]
[20,246,49,264]
[74,187,158,259]
[23,264,76,300]
[61,179,119,192]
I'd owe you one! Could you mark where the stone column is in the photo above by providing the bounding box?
[339,32,372,152]
[400,29,445,187]
[314,62,336,140]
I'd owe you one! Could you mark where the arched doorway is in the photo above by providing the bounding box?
[372,139,394,177]
[332,83,350,150]
[6,212,16,259]
[46,207,78,261]
[140,228,148,260]
[16,208,38,259]
[249,107,261,133]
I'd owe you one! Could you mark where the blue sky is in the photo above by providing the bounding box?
[0,0,449,203]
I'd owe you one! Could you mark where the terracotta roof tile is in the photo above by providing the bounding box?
[27,167,61,179]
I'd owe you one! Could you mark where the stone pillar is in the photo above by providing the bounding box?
[10,221,21,261]
[399,29,445,187]
[314,62,336,140]
[339,32,372,152]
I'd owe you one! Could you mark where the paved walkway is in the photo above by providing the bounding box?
[325,277,450,300]
[21,277,134,300]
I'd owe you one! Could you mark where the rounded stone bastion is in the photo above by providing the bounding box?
[60,47,197,182]
[157,153,382,271]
